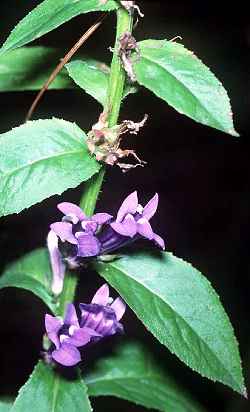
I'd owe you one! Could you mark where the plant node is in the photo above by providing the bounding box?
[87,112,148,172]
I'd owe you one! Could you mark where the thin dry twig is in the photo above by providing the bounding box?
[25,13,107,122]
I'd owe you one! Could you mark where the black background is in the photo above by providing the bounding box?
[0,1,249,411]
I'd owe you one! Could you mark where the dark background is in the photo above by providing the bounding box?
[0,1,249,411]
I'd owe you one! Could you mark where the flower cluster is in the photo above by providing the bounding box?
[45,284,126,366]
[48,191,164,294]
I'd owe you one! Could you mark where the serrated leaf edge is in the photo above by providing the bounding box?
[0,118,100,217]
[95,252,245,394]
[0,1,119,55]
[134,39,239,137]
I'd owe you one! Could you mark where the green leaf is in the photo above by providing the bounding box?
[85,341,205,412]
[66,59,137,106]
[3,248,51,286]
[0,118,100,217]
[0,273,55,313]
[133,40,238,136]
[0,399,13,412]
[0,248,56,313]
[66,59,109,106]
[0,0,119,55]
[0,47,74,92]
[11,361,92,412]
[94,250,246,395]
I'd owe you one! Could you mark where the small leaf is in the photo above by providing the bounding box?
[0,248,56,313]
[94,250,245,395]
[0,47,74,92]
[133,40,238,136]
[85,341,206,412]
[0,118,100,217]
[11,361,92,412]
[66,59,109,106]
[0,398,13,412]
[66,59,137,106]
[0,0,118,55]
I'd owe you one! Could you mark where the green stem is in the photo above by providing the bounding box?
[79,167,105,216]
[57,7,133,315]
[57,272,78,317]
[106,6,133,127]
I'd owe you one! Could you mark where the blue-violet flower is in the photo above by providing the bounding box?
[48,191,164,294]
[45,284,125,366]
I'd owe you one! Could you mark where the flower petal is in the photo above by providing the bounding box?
[137,218,154,240]
[111,214,137,237]
[52,343,81,366]
[110,297,126,321]
[97,316,115,336]
[92,213,113,225]
[79,303,104,330]
[50,222,77,244]
[77,233,101,257]
[94,307,121,336]
[116,191,138,222]
[91,284,110,305]
[153,233,165,250]
[64,303,79,328]
[57,202,86,220]
[45,314,62,349]
[47,230,66,295]
[65,327,99,347]
[81,220,98,233]
[142,193,159,220]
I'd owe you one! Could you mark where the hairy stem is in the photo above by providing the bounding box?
[80,5,134,212]
[58,7,133,313]
[106,6,133,127]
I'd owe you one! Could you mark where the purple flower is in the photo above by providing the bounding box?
[101,191,165,251]
[48,203,112,294]
[48,192,164,294]
[50,202,112,258]
[80,283,126,337]
[45,304,98,367]
[45,284,126,367]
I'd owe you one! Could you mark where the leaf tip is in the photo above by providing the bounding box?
[242,386,248,399]
[229,128,240,138]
